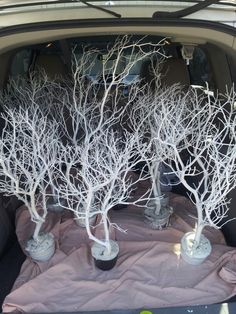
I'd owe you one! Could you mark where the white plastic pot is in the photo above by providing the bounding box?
[181,232,212,265]
[144,197,173,230]
[26,233,55,262]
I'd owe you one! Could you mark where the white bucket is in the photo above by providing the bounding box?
[26,233,55,262]
[181,232,212,265]
[144,197,173,230]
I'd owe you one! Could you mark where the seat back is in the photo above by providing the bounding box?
[160,58,190,87]
[34,54,68,80]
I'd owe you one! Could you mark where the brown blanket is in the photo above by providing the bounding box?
[3,193,236,313]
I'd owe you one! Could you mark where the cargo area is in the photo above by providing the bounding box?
[0,31,236,313]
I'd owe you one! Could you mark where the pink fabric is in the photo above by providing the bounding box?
[3,190,236,313]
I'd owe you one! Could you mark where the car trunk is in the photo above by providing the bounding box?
[0,2,236,312]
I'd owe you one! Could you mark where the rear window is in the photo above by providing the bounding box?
[188,47,215,89]
[8,37,214,89]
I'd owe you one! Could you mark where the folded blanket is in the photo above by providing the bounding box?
[3,191,236,313]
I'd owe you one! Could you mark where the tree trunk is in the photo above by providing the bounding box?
[51,184,58,203]
[103,213,111,255]
[151,162,162,215]
[30,192,43,241]
[193,223,205,248]
[33,220,43,241]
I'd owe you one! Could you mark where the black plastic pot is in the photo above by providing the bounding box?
[94,254,118,271]
[91,240,119,271]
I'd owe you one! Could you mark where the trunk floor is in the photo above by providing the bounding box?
[1,238,236,313]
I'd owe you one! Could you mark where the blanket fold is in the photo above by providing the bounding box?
[3,191,236,313]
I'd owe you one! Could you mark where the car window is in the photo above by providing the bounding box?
[9,39,213,90]
[188,47,215,89]
[10,49,32,78]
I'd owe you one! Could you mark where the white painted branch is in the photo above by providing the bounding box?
[0,103,60,240]
[160,87,236,246]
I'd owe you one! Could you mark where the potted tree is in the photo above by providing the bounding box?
[129,84,194,229]
[159,88,236,264]
[2,72,68,214]
[50,36,169,269]
[0,105,60,261]
[49,34,169,221]
[55,127,151,270]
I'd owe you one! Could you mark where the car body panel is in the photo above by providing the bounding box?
[0,1,235,28]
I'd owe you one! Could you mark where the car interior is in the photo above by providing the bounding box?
[0,33,236,313]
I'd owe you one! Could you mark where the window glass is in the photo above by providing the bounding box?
[71,36,174,85]
[188,47,214,89]
[10,49,32,78]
